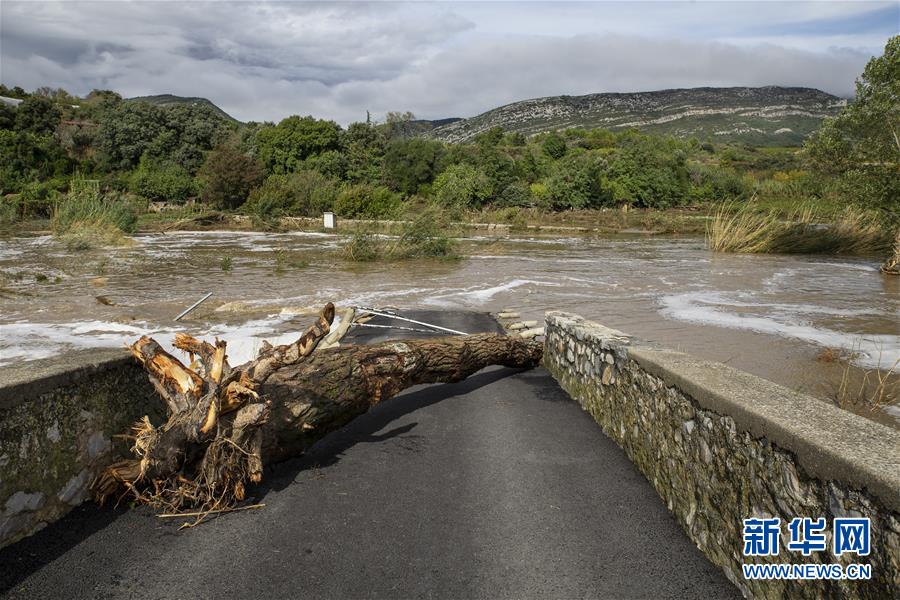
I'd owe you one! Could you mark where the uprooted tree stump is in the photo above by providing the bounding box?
[93,303,543,518]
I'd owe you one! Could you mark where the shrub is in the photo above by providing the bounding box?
[541,132,567,159]
[688,165,748,203]
[198,145,264,209]
[0,198,18,227]
[244,170,338,219]
[496,181,531,207]
[334,184,402,219]
[342,208,457,261]
[52,177,137,249]
[301,150,347,180]
[432,163,492,208]
[382,138,445,195]
[529,182,550,208]
[603,140,689,208]
[545,151,605,209]
[130,159,196,203]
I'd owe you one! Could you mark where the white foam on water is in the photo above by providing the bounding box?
[424,279,561,306]
[812,261,880,273]
[0,313,323,368]
[0,320,183,366]
[659,291,900,369]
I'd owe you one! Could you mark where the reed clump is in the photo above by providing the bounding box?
[52,178,137,250]
[707,203,892,256]
[342,208,458,262]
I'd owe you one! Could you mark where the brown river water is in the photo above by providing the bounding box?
[1,230,898,426]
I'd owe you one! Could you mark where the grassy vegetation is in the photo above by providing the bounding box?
[820,344,900,413]
[706,204,892,256]
[51,177,137,249]
[342,209,458,262]
[273,249,309,274]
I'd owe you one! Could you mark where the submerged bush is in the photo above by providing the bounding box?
[342,208,457,262]
[52,177,137,249]
[706,204,891,256]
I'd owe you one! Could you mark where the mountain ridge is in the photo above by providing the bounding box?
[126,94,238,121]
[428,86,846,146]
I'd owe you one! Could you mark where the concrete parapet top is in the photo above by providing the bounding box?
[0,348,133,409]
[545,310,900,513]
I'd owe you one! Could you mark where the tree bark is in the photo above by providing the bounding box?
[93,304,543,514]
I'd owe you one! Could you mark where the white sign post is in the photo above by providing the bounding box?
[323,212,335,229]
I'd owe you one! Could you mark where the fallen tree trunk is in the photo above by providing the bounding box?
[93,304,543,514]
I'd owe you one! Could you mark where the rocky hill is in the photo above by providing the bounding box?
[429,87,846,146]
[126,94,238,121]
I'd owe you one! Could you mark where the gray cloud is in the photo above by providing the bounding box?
[0,1,882,124]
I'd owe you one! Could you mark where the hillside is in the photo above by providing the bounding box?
[429,87,846,146]
[126,94,238,121]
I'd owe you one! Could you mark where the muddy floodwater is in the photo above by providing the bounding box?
[1,230,898,426]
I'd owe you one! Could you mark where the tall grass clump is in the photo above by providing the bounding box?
[52,177,137,250]
[707,203,892,256]
[342,208,458,262]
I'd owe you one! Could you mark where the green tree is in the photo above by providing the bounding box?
[129,157,196,203]
[256,115,342,174]
[343,120,385,183]
[0,130,71,194]
[0,104,15,130]
[198,144,265,209]
[159,103,233,173]
[603,137,689,208]
[382,138,445,195]
[806,36,900,219]
[244,171,338,218]
[541,132,567,159]
[432,163,492,208]
[14,96,61,135]
[496,181,532,207]
[96,102,167,170]
[301,150,347,180]
[334,183,401,218]
[545,150,604,209]
[96,101,230,173]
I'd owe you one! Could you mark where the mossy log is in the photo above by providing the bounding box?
[93,303,543,514]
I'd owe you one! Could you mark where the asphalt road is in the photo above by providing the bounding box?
[0,311,738,599]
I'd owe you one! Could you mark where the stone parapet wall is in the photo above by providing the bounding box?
[0,349,161,548]
[544,311,900,599]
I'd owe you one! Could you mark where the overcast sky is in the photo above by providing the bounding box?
[1,1,897,124]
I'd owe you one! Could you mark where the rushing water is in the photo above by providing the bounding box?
[1,230,898,425]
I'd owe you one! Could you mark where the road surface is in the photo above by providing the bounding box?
[0,311,738,599]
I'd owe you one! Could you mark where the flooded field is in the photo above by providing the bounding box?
[1,229,898,425]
